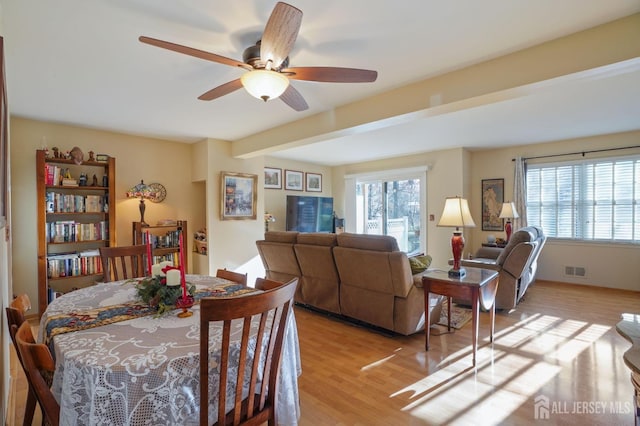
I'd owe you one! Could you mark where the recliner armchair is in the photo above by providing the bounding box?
[459,226,546,309]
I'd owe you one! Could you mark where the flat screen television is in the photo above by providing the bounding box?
[286,195,334,233]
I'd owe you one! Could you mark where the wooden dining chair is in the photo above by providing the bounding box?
[215,268,248,286]
[14,322,60,426]
[99,245,148,282]
[6,294,42,426]
[254,277,285,291]
[199,277,298,426]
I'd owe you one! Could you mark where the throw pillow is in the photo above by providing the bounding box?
[409,254,432,274]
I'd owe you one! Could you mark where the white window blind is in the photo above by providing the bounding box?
[526,155,639,242]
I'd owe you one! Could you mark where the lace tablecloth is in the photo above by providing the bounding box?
[38,275,301,426]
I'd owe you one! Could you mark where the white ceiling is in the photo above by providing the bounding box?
[3,1,640,166]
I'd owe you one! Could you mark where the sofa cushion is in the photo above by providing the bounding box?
[264,231,299,243]
[336,233,399,252]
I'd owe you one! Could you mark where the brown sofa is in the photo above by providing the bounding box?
[256,231,444,335]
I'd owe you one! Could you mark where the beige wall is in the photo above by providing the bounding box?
[10,117,199,308]
[329,133,640,290]
[333,148,468,269]
[468,130,640,291]
[263,156,333,233]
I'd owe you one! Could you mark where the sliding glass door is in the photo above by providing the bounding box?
[356,178,422,254]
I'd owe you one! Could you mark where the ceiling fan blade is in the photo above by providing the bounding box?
[280,85,308,111]
[198,79,244,101]
[260,2,303,69]
[283,67,378,83]
[139,36,249,69]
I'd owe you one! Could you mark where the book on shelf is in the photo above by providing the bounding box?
[47,220,108,243]
[47,251,103,278]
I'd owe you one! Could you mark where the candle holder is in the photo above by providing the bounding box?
[175,294,194,318]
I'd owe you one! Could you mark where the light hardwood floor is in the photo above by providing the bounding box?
[9,281,640,425]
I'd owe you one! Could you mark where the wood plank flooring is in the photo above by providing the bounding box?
[9,280,640,425]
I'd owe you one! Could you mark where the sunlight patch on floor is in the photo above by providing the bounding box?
[361,353,397,371]
[391,312,603,424]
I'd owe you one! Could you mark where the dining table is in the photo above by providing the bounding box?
[38,274,302,426]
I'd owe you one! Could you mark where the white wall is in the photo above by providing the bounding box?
[0,5,11,420]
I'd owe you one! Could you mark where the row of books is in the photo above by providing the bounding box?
[46,220,109,243]
[144,229,182,249]
[47,250,103,278]
[46,192,106,213]
[151,252,184,267]
[44,164,78,186]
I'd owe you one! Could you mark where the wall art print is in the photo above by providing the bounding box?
[481,178,504,231]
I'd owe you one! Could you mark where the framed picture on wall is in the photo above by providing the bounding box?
[305,172,322,192]
[285,169,303,191]
[264,167,282,189]
[481,178,504,231]
[220,171,257,220]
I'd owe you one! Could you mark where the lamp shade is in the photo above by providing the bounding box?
[126,180,153,199]
[437,196,476,228]
[499,201,520,219]
[241,70,289,102]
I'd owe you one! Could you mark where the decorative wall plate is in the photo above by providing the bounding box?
[147,182,166,203]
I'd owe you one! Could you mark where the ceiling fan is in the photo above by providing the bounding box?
[139,2,377,111]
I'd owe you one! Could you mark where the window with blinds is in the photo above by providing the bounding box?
[526,156,640,242]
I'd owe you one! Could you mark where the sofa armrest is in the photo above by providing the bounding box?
[459,258,501,271]
[474,247,502,259]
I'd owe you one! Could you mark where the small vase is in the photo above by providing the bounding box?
[175,295,194,318]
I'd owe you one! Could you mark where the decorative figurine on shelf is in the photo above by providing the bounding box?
[92,174,98,186]
[88,151,95,162]
[79,173,88,187]
[52,147,60,158]
[70,146,84,165]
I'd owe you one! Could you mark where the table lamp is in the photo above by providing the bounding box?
[437,196,476,278]
[499,201,519,243]
[126,180,153,225]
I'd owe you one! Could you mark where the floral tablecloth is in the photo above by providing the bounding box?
[38,275,301,426]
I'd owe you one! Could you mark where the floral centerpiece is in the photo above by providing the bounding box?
[133,266,195,316]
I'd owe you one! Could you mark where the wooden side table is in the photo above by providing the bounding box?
[616,313,640,423]
[422,267,499,366]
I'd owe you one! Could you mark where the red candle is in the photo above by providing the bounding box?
[179,231,187,298]
[145,231,153,275]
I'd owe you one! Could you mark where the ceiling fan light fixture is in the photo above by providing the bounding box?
[241,69,289,102]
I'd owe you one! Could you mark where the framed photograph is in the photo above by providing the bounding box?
[306,172,322,192]
[482,178,504,231]
[96,154,109,163]
[221,171,257,220]
[264,167,282,189]
[285,169,303,191]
